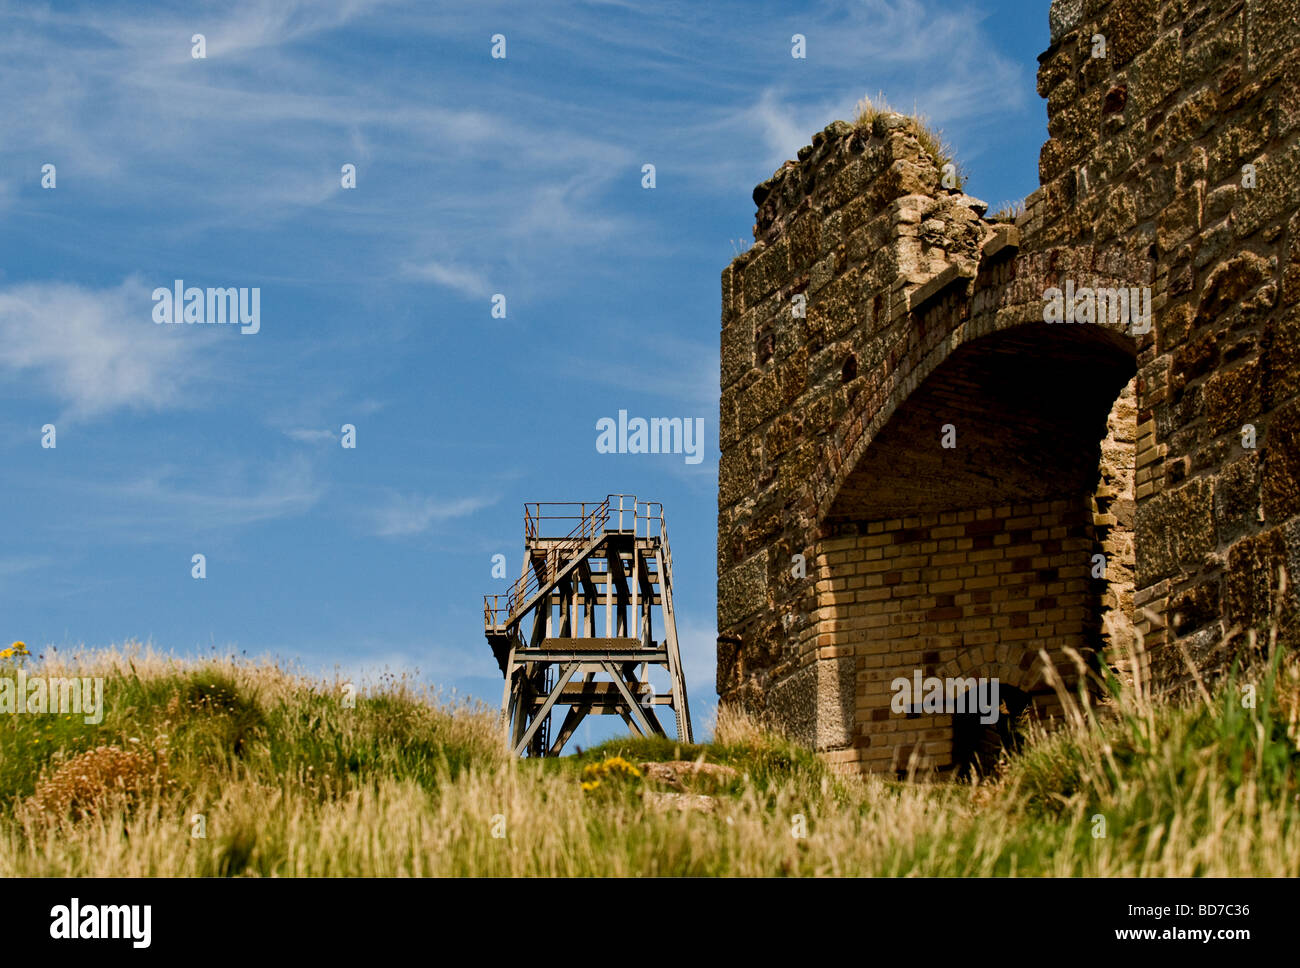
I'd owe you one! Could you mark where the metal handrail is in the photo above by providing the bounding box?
[483,495,674,631]
[486,499,610,629]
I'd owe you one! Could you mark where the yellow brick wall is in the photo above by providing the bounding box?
[814,498,1091,773]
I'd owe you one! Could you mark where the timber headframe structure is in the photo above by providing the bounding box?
[484,495,693,756]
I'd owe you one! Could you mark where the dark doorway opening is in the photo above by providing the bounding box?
[953,685,1031,778]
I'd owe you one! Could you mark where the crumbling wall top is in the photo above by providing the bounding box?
[747,113,990,252]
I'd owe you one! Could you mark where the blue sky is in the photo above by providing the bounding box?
[0,0,1054,747]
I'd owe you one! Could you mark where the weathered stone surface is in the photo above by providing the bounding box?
[1106,0,1159,67]
[1268,306,1300,404]
[1247,0,1300,67]
[1262,400,1300,521]
[718,0,1300,774]
[1215,454,1261,545]
[1236,140,1300,238]
[717,553,768,630]
[1138,479,1216,586]
[1203,360,1262,437]
[1049,0,1083,43]
[742,240,789,306]
[1170,582,1221,636]
[767,664,817,749]
[1224,527,1286,632]
[643,791,719,814]
[639,761,739,791]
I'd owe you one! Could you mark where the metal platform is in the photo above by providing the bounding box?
[483,495,693,756]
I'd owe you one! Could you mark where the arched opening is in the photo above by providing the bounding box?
[813,321,1135,773]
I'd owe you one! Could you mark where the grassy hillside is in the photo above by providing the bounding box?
[2,637,1298,877]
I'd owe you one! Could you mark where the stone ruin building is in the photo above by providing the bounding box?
[716,0,1300,774]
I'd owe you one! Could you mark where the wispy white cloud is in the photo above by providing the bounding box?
[11,454,326,547]
[95,454,325,533]
[369,492,496,538]
[0,555,57,579]
[0,0,1030,303]
[285,427,340,444]
[401,260,490,299]
[749,88,821,171]
[571,334,719,411]
[0,1,621,246]
[594,0,1030,193]
[0,277,211,420]
[263,394,388,444]
[65,0,399,65]
[313,646,430,691]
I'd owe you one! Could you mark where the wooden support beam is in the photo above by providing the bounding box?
[538,636,639,651]
[524,647,668,663]
[630,544,638,645]
[557,575,572,638]
[602,662,664,737]
[499,636,521,747]
[528,554,550,648]
[549,703,588,755]
[604,561,613,637]
[577,559,598,638]
[509,674,528,752]
[608,549,630,637]
[636,550,654,649]
[656,544,693,743]
[512,531,607,623]
[513,662,578,756]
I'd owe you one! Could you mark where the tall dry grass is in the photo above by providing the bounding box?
[1,623,1297,876]
[853,92,965,189]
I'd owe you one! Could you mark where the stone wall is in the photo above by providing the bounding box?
[1036,0,1300,688]
[717,0,1300,773]
[1094,378,1138,681]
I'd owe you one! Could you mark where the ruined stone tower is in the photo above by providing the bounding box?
[717,0,1300,773]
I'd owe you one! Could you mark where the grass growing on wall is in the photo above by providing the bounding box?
[854,92,966,191]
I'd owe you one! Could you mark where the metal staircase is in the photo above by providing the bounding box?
[483,495,694,756]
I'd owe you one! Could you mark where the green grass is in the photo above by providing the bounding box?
[1,637,1297,876]
[560,730,825,786]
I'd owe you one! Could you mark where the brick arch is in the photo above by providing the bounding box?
[934,649,1040,698]
[803,297,1136,771]
[810,248,1143,528]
